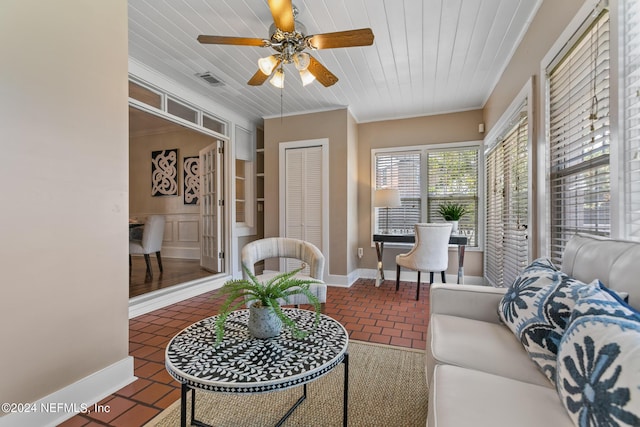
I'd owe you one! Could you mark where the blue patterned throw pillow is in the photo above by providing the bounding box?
[498,258,589,384]
[556,281,640,427]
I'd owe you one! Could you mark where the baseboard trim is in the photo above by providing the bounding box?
[0,357,135,427]
[128,274,228,319]
[356,268,484,286]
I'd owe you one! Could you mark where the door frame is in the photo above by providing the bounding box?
[278,138,330,279]
[128,102,231,279]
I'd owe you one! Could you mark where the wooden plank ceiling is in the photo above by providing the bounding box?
[128,0,541,124]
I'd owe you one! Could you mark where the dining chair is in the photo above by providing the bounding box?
[241,237,327,311]
[129,215,166,277]
[396,223,453,300]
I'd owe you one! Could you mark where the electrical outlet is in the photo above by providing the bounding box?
[357,247,363,258]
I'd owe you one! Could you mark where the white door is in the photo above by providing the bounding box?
[200,140,224,272]
[283,145,323,273]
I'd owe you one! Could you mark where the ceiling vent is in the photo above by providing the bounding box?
[197,72,225,87]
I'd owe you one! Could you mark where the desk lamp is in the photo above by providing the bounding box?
[374,189,401,234]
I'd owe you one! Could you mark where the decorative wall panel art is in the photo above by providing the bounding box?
[152,149,178,196]
[183,156,200,205]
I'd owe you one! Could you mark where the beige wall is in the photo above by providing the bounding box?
[130,128,214,215]
[484,0,584,131]
[357,111,486,277]
[264,109,351,276]
[264,109,485,280]
[1,0,129,406]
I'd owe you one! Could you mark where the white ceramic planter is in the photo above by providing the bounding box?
[248,305,282,339]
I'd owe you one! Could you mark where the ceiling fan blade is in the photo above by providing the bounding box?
[267,0,295,33]
[307,56,338,87]
[197,35,267,47]
[248,69,269,86]
[307,28,375,50]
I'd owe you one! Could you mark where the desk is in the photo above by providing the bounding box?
[373,234,468,287]
[165,308,349,427]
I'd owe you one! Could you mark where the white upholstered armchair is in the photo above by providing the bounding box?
[241,237,327,309]
[396,223,452,300]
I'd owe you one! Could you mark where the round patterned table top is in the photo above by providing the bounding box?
[165,308,349,394]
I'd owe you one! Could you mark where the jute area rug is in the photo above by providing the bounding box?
[146,340,427,426]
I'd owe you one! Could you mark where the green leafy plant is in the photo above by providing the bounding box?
[438,202,468,221]
[214,264,321,344]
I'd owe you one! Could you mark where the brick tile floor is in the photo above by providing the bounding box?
[60,278,430,426]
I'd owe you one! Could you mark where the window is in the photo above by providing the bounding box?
[623,0,640,241]
[426,148,479,246]
[128,78,229,136]
[167,98,198,124]
[373,144,480,246]
[129,81,162,109]
[485,104,529,287]
[547,8,610,264]
[374,151,421,234]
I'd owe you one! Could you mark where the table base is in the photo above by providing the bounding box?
[180,352,350,427]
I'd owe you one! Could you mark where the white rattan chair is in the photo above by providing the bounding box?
[241,237,327,310]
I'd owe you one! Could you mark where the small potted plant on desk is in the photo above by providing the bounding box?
[214,264,321,344]
[438,202,467,234]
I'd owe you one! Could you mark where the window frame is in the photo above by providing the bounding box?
[539,0,620,262]
[371,140,483,250]
[483,79,534,287]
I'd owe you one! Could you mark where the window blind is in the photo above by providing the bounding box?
[624,0,640,241]
[427,148,479,246]
[548,9,610,264]
[485,143,505,287]
[375,152,421,234]
[485,110,529,287]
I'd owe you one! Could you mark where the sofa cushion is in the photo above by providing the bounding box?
[426,314,551,388]
[428,365,573,427]
[498,257,588,384]
[556,281,640,426]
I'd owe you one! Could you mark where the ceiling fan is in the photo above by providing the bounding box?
[197,0,374,88]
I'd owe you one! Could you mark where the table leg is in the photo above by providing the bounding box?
[180,383,187,427]
[275,384,307,427]
[343,352,349,427]
[457,244,466,284]
[375,241,385,287]
[185,384,213,427]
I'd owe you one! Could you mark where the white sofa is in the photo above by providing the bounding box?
[425,234,640,426]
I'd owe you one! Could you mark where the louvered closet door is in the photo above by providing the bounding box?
[284,146,323,274]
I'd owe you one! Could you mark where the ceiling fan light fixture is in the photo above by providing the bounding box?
[293,52,310,71]
[299,68,315,86]
[269,67,285,88]
[258,55,279,75]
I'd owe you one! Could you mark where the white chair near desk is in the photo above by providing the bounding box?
[395,223,452,300]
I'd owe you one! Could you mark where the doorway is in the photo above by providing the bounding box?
[279,139,329,277]
[129,106,226,297]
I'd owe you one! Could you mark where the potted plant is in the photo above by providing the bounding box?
[438,202,468,233]
[214,264,321,344]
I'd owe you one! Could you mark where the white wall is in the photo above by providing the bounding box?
[0,0,132,423]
